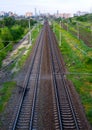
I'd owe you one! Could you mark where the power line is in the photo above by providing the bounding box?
[53,72,92,76]
[0,42,13,52]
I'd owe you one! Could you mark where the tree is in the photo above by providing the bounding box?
[10,25,24,41]
[0,20,5,28]
[0,39,4,50]
[1,27,13,46]
[3,17,15,27]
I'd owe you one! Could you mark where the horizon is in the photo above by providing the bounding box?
[0,0,92,15]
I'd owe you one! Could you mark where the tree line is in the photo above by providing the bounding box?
[0,17,37,47]
[0,17,37,67]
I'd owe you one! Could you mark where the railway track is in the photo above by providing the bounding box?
[9,25,45,130]
[47,22,81,130]
[9,21,89,130]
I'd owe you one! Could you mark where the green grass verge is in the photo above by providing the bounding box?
[0,81,16,113]
[54,22,92,124]
[11,25,42,74]
[17,26,41,69]
[0,25,41,127]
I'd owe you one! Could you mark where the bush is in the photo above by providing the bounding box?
[0,40,4,50]
[10,25,24,42]
[0,38,13,67]
[76,16,87,22]
[3,17,15,27]
[85,58,92,64]
[72,22,76,25]
[1,27,13,46]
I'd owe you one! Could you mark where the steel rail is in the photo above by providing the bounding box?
[47,22,80,130]
[11,28,44,130]
[46,22,63,130]
[29,25,45,130]
[50,27,80,130]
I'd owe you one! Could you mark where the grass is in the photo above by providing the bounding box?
[54,22,92,124]
[71,75,92,124]
[12,24,39,75]
[0,25,41,113]
[6,25,41,74]
[17,46,32,69]
[16,25,41,70]
[61,20,92,46]
[0,81,16,113]
[0,25,41,127]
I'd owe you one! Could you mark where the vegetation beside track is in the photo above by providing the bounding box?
[54,22,92,124]
[0,23,42,116]
[0,17,37,67]
[55,14,92,47]
[11,24,42,73]
[0,81,16,113]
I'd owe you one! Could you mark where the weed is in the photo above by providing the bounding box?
[0,81,16,113]
[54,22,92,124]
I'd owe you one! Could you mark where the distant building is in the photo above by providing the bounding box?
[74,11,89,16]
[35,8,37,17]
[0,11,4,16]
[0,11,18,18]
[8,11,14,17]
[0,11,7,17]
[61,13,71,18]
[57,10,59,14]
[55,13,71,19]
[25,12,33,18]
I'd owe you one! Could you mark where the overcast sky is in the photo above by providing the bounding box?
[0,0,92,15]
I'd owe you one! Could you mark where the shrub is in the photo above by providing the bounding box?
[10,25,24,42]
[1,27,13,46]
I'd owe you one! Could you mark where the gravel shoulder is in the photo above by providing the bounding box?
[0,35,36,130]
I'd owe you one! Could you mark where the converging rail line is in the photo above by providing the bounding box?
[47,22,81,130]
[9,25,45,130]
[9,21,90,130]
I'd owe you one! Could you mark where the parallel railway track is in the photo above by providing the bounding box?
[47,22,81,129]
[9,21,89,130]
[9,25,45,130]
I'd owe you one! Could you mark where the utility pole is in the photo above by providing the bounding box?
[53,21,55,32]
[61,19,63,28]
[38,20,40,32]
[60,21,61,45]
[77,22,79,39]
[90,25,92,41]
[67,19,68,32]
[91,26,92,36]
[29,18,31,44]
